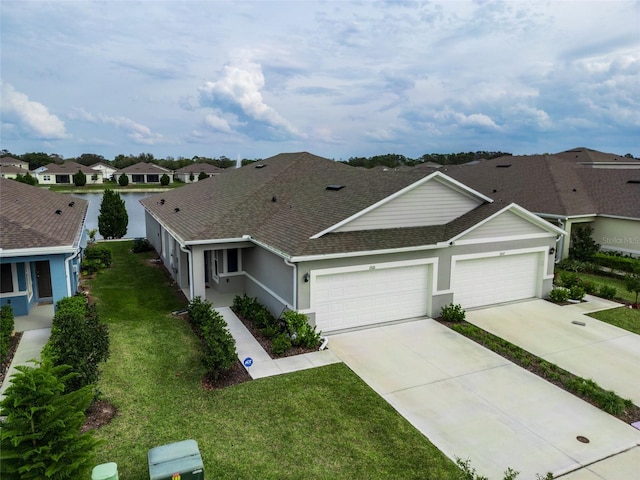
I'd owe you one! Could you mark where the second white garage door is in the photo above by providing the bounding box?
[453,252,540,309]
[312,264,430,333]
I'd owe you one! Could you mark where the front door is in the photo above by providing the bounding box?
[35,261,53,299]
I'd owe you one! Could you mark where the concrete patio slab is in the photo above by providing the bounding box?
[465,299,640,405]
[328,318,640,480]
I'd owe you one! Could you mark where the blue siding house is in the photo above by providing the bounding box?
[0,178,88,316]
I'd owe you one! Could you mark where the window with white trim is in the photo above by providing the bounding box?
[1,263,15,294]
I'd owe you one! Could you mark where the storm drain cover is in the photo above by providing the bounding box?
[576,436,590,443]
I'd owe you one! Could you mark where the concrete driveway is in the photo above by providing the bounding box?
[328,319,640,479]
[465,299,640,406]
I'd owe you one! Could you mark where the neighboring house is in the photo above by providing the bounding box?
[174,163,223,183]
[117,162,173,184]
[141,152,565,334]
[0,157,30,170]
[35,161,104,185]
[437,148,640,259]
[0,178,88,316]
[0,164,31,180]
[90,161,118,181]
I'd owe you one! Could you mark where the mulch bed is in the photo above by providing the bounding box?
[201,360,251,390]
[0,332,23,387]
[82,399,118,433]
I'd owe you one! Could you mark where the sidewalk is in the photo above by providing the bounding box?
[218,307,341,379]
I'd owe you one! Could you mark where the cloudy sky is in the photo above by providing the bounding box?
[1,1,638,160]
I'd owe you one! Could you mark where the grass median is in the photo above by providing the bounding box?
[88,241,460,479]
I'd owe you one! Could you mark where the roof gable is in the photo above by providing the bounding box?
[314,171,491,237]
[450,203,566,244]
[120,162,171,174]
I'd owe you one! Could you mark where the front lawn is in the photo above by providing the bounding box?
[88,241,459,479]
[589,308,640,335]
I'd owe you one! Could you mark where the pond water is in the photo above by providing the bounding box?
[69,192,150,240]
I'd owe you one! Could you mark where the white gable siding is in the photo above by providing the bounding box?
[335,179,481,232]
[461,211,548,240]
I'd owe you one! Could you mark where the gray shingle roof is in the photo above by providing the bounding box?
[119,162,171,174]
[141,152,502,257]
[434,149,640,219]
[0,178,88,251]
[40,161,96,174]
[175,163,223,174]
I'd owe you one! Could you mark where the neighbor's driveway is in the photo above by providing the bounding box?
[328,319,640,479]
[465,299,640,406]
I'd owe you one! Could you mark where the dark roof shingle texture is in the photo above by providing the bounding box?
[141,152,501,257]
[0,178,88,251]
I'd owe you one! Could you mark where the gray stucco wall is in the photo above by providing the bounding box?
[243,246,294,318]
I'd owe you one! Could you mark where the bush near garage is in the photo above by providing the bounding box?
[548,287,569,303]
[440,303,466,322]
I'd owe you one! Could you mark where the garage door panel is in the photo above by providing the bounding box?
[454,253,539,309]
[313,265,430,332]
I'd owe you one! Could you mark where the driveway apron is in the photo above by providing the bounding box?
[465,299,640,406]
[328,319,640,480]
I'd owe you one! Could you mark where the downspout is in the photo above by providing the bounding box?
[556,218,566,263]
[64,249,81,297]
[283,257,298,310]
[179,244,194,300]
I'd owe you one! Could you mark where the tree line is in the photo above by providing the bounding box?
[1,149,517,172]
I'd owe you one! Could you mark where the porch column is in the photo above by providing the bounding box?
[191,245,206,300]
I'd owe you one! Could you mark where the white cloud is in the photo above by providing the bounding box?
[434,108,500,130]
[203,113,233,133]
[0,82,68,139]
[198,52,303,139]
[69,107,162,144]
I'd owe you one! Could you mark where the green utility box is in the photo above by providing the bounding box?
[148,439,204,480]
[92,462,119,480]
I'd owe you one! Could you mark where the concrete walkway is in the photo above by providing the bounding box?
[328,319,640,480]
[465,299,640,406]
[218,307,341,379]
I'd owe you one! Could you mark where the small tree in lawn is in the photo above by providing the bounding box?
[0,360,100,479]
[198,171,208,181]
[568,224,600,261]
[160,173,170,186]
[98,188,128,239]
[118,173,129,187]
[625,274,640,307]
[73,169,87,187]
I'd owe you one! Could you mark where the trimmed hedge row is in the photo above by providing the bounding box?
[0,305,15,360]
[591,252,640,274]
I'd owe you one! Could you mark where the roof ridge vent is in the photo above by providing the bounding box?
[255,164,266,169]
[326,184,345,191]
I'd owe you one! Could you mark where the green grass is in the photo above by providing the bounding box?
[557,269,636,303]
[589,308,640,335]
[88,241,460,479]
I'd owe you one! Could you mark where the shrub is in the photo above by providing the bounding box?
[624,274,640,305]
[591,252,640,274]
[81,258,103,275]
[558,271,580,289]
[231,294,276,330]
[83,244,112,275]
[98,189,128,239]
[73,169,86,187]
[598,285,617,300]
[440,303,466,322]
[46,296,110,393]
[118,173,129,186]
[0,305,15,360]
[132,237,154,253]
[0,360,100,479]
[579,279,598,294]
[160,173,170,186]
[568,285,585,301]
[271,334,292,356]
[569,224,600,261]
[281,310,321,348]
[187,296,214,331]
[556,258,587,272]
[200,308,237,380]
[198,171,208,181]
[548,287,569,303]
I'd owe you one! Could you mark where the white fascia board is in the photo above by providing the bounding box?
[289,243,441,263]
[310,171,493,239]
[597,214,640,221]
[447,203,567,245]
[0,245,77,257]
[184,237,252,246]
[142,206,188,246]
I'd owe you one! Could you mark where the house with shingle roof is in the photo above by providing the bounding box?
[436,148,640,259]
[141,152,565,333]
[90,161,118,181]
[0,178,88,316]
[174,162,223,183]
[35,161,104,185]
[0,164,32,180]
[0,157,30,170]
[118,162,173,184]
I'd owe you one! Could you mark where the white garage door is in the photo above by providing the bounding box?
[312,264,430,333]
[453,253,540,309]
